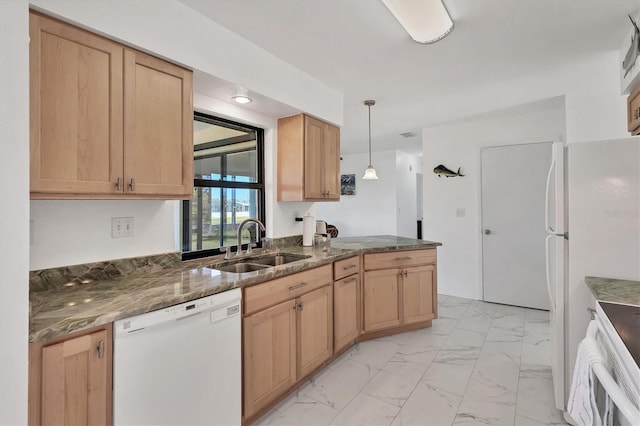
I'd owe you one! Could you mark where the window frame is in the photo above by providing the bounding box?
[182,111,266,261]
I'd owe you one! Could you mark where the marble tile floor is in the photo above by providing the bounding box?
[253,294,570,426]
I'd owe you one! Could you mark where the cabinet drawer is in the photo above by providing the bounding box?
[333,256,361,281]
[244,264,332,315]
[364,249,436,270]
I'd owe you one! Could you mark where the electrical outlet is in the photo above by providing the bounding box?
[112,217,134,238]
[456,208,466,218]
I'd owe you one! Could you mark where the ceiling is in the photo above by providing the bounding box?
[178,0,639,156]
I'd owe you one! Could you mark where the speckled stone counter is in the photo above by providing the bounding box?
[586,276,640,306]
[29,235,440,343]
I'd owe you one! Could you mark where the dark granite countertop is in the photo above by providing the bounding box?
[29,235,440,343]
[585,276,640,306]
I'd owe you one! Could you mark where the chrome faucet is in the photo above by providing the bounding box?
[236,218,266,257]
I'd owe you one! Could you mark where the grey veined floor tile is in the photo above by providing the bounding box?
[254,295,557,426]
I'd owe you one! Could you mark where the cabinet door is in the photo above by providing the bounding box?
[123,49,193,197]
[363,269,401,331]
[298,285,333,378]
[243,299,297,419]
[628,85,640,135]
[41,330,109,425]
[303,116,326,199]
[323,123,340,200]
[402,266,435,324]
[30,13,124,196]
[334,275,359,352]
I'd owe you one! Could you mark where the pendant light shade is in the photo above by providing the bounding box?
[363,100,379,180]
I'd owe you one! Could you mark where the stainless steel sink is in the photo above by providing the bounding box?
[248,253,310,266]
[212,253,310,273]
[215,263,270,273]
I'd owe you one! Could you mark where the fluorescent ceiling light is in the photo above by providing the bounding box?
[382,0,454,44]
[232,95,252,104]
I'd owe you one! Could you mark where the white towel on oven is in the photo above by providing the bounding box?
[568,338,613,426]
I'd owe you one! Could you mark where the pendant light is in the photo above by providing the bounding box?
[362,100,379,180]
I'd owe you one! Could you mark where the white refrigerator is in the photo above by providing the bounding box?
[547,138,640,412]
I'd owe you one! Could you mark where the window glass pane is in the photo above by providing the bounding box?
[194,156,221,180]
[225,149,257,182]
[188,187,262,252]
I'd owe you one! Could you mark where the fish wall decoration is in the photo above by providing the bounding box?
[623,14,640,78]
[433,164,465,178]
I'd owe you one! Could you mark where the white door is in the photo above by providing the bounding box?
[481,142,551,310]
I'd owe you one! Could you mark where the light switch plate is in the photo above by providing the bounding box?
[112,217,134,238]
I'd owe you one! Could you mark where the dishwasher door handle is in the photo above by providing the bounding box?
[176,311,203,322]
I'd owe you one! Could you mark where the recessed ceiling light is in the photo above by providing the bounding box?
[232,95,252,104]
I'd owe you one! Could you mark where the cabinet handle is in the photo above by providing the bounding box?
[298,302,304,311]
[129,178,135,192]
[288,282,307,291]
[97,340,105,359]
[343,264,357,270]
[404,270,408,278]
[340,277,357,285]
[115,178,123,192]
[396,256,412,261]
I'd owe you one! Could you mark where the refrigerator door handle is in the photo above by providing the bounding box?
[544,156,556,234]
[545,234,556,312]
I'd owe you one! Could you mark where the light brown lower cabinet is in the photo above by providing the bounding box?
[298,285,333,378]
[29,323,113,426]
[333,274,360,352]
[243,299,297,419]
[363,268,401,331]
[363,250,437,334]
[402,265,436,324]
[243,273,333,420]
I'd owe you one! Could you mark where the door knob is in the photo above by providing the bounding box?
[484,229,492,235]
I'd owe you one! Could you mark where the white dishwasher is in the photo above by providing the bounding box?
[113,288,241,425]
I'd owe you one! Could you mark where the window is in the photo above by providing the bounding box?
[182,112,265,260]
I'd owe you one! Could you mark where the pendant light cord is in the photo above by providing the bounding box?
[368,103,372,166]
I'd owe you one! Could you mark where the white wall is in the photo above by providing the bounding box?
[0,0,29,423]
[30,201,177,270]
[316,150,422,238]
[423,100,566,299]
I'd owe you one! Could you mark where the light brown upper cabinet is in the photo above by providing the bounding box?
[627,84,640,135]
[277,114,340,201]
[29,12,193,199]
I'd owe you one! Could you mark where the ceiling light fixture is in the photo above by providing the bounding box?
[382,0,454,44]
[232,95,252,104]
[363,100,379,180]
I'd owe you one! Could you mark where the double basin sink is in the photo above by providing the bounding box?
[213,253,311,273]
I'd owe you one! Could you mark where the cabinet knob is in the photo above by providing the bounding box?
[484,229,492,235]
[129,178,135,192]
[115,178,123,192]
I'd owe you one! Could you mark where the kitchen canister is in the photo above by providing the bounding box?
[302,214,315,246]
